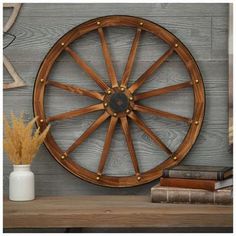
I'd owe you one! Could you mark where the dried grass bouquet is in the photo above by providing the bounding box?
[3,113,50,165]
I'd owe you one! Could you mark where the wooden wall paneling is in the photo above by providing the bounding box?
[2,16,212,62]
[3,61,228,96]
[3,3,228,17]
[212,17,228,60]
[3,3,231,194]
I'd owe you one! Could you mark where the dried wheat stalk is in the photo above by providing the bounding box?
[3,113,50,165]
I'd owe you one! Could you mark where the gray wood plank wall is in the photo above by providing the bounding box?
[3,3,232,196]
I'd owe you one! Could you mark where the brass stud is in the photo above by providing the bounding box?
[195,79,199,84]
[61,153,67,159]
[40,79,44,83]
[120,87,125,92]
[104,102,108,107]
[40,119,44,123]
[173,156,177,161]
[129,96,133,101]
[107,90,112,95]
[97,21,101,25]
[174,43,179,48]
[139,22,144,26]
[195,121,199,125]
[126,109,130,114]
[96,173,101,180]
[113,113,117,117]
[61,42,65,46]
[137,176,141,181]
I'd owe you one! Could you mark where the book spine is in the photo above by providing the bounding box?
[160,178,216,191]
[151,188,232,204]
[163,170,224,180]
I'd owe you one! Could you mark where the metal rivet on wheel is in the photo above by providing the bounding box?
[173,156,177,161]
[40,119,44,123]
[139,22,143,26]
[61,152,67,159]
[61,42,65,46]
[174,43,179,48]
[104,102,108,107]
[113,113,117,117]
[96,176,100,180]
[195,121,199,125]
[107,90,112,95]
[97,21,101,25]
[120,87,125,92]
[126,109,130,114]
[137,176,141,181]
[40,79,44,83]
[195,79,199,83]
[129,96,133,101]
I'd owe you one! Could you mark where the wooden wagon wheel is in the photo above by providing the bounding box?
[33,16,205,187]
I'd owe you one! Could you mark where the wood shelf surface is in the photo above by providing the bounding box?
[4,195,233,228]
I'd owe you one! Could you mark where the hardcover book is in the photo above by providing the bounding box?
[163,165,232,180]
[160,177,233,191]
[151,185,233,204]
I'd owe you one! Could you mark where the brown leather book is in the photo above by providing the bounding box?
[151,185,233,204]
[160,177,217,191]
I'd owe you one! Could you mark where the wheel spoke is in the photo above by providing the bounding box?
[48,80,104,101]
[65,46,109,90]
[129,47,174,93]
[121,28,142,87]
[120,116,140,175]
[97,117,118,175]
[47,103,104,122]
[134,104,192,124]
[128,112,172,156]
[66,112,110,155]
[98,27,118,88]
[134,81,192,101]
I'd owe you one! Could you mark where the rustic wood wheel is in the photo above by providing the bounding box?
[33,15,205,187]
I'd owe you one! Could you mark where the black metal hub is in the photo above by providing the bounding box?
[109,92,129,113]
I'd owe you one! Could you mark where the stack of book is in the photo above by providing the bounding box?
[151,165,233,204]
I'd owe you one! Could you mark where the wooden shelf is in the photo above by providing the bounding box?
[4,195,233,229]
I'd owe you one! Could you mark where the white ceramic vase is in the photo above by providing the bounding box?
[9,164,35,201]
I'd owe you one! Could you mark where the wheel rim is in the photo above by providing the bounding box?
[33,15,205,187]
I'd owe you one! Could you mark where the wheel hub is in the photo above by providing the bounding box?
[109,92,129,113]
[103,87,134,117]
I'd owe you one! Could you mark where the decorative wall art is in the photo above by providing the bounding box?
[33,16,205,187]
[3,3,26,90]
